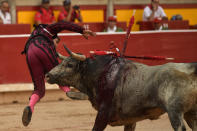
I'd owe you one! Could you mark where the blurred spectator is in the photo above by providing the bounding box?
[154,18,168,30]
[0,0,11,24]
[154,19,163,30]
[58,0,83,23]
[103,16,123,33]
[34,0,56,25]
[143,0,167,21]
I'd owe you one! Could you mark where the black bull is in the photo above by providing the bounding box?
[46,54,197,131]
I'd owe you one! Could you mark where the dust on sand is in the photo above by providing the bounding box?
[0,100,191,131]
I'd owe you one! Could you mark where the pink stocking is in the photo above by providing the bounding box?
[29,94,40,113]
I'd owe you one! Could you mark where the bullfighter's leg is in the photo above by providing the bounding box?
[167,110,186,131]
[124,123,136,131]
[184,111,197,131]
[22,43,57,126]
[22,44,48,126]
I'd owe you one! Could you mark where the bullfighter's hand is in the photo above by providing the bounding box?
[82,30,96,39]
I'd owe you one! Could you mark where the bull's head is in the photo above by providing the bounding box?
[45,45,86,89]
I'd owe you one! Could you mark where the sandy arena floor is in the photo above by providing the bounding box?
[0,100,191,131]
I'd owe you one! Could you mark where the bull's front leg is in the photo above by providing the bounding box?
[92,102,111,131]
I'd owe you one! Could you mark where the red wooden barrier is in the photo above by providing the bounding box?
[137,20,189,30]
[61,22,127,33]
[0,24,31,35]
[0,30,197,84]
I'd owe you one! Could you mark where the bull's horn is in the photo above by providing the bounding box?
[63,44,86,61]
[72,52,86,61]
[57,52,67,60]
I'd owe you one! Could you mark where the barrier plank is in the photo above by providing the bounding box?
[0,30,197,84]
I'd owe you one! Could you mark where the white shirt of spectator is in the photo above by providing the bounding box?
[0,10,11,24]
[143,6,166,21]
[107,26,117,33]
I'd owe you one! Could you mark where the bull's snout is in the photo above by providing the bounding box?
[45,73,57,84]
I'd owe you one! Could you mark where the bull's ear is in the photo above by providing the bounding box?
[57,52,67,60]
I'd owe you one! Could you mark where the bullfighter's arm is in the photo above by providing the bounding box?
[46,21,84,34]
[46,21,96,39]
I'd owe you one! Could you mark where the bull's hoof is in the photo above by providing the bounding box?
[66,91,88,100]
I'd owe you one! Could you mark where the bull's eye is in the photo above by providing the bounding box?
[67,63,73,68]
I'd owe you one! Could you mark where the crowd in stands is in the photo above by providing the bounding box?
[33,0,124,32]
[0,0,195,31]
[58,0,83,23]
[143,0,167,22]
[143,0,169,30]
[0,0,11,24]
[34,0,56,25]
[103,16,123,33]
[34,0,83,25]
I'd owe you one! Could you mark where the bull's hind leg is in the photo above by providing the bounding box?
[184,111,197,131]
[124,123,136,131]
[167,110,186,131]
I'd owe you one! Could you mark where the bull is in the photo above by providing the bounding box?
[46,47,197,131]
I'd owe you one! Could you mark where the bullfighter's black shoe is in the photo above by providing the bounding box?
[22,106,32,126]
